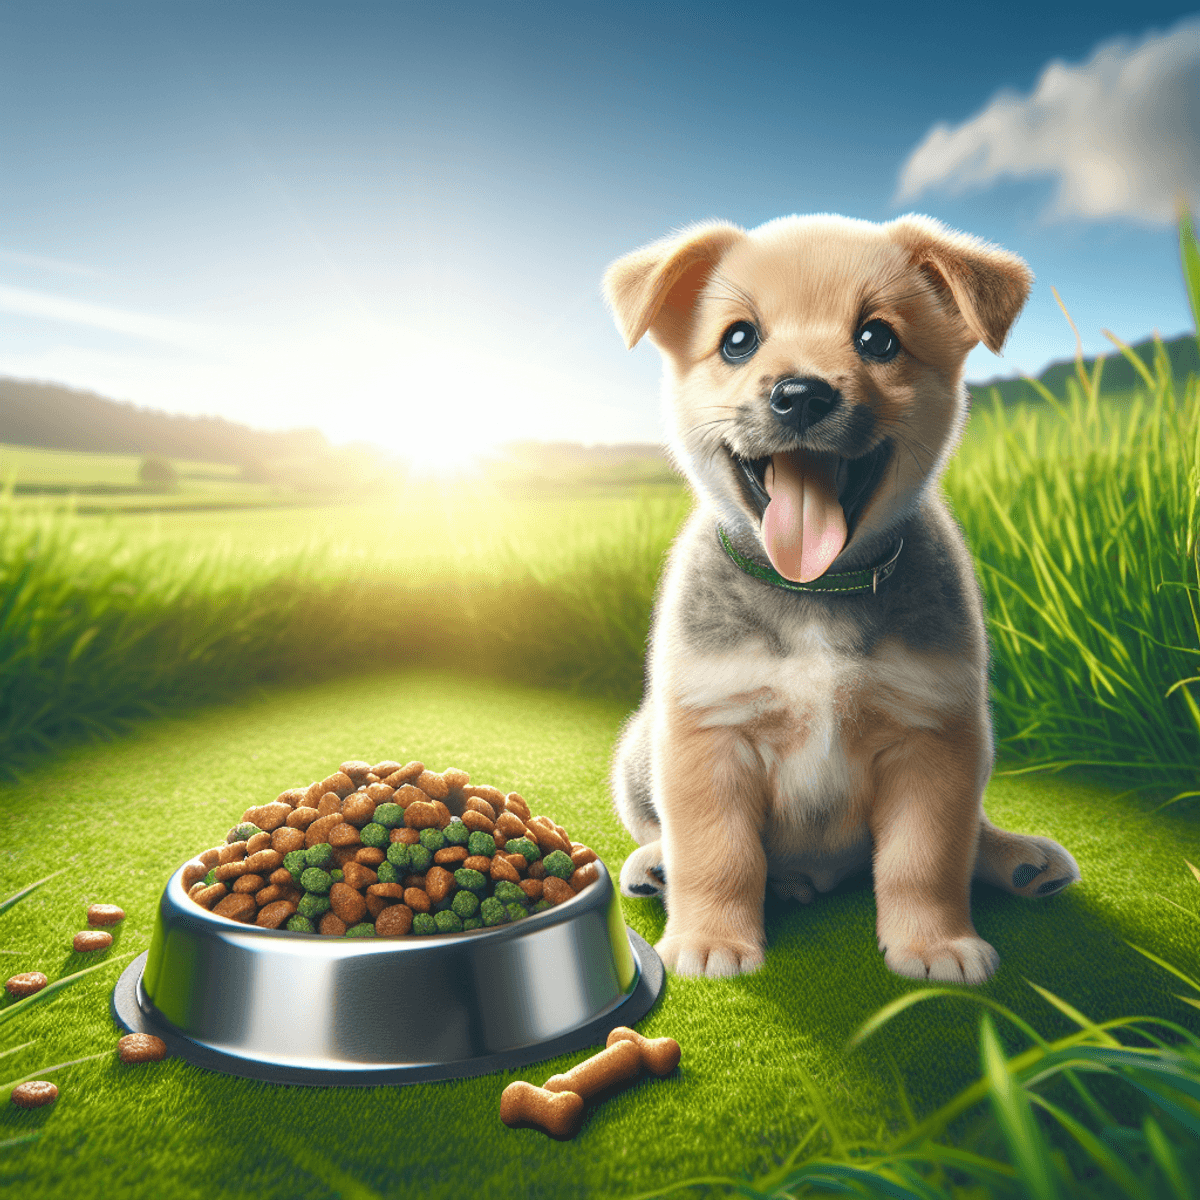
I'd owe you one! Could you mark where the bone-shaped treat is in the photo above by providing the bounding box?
[499,1081,585,1139]
[605,1026,682,1076]
[542,1038,642,1099]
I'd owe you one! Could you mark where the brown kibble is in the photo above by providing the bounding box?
[392,784,426,809]
[117,1033,168,1064]
[570,863,600,892]
[527,861,547,881]
[461,810,495,834]
[327,822,362,848]
[505,792,532,820]
[606,1026,682,1076]
[304,813,345,847]
[276,788,308,808]
[404,801,441,830]
[504,854,528,873]
[353,847,385,866]
[403,873,427,890]
[519,878,543,902]
[246,849,283,874]
[218,842,248,865]
[490,856,520,884]
[493,830,508,850]
[433,846,468,866]
[415,770,449,799]
[341,795,377,827]
[232,874,265,894]
[214,861,249,882]
[256,900,298,929]
[244,832,272,856]
[376,904,413,936]
[73,930,114,952]
[193,883,227,909]
[340,760,373,783]
[329,882,367,925]
[365,783,395,803]
[371,759,406,778]
[312,771,355,802]
[464,784,506,806]
[87,902,126,925]
[241,802,292,833]
[319,912,347,937]
[424,866,455,903]
[188,882,207,899]
[463,855,493,873]
[11,1081,58,1109]
[404,888,431,913]
[316,792,342,817]
[495,811,527,839]
[365,894,390,918]
[182,860,208,889]
[331,845,359,867]
[542,877,574,905]
[499,1081,584,1139]
[5,971,48,998]
[544,1039,642,1099]
[254,884,286,906]
[367,882,406,899]
[464,796,497,820]
[286,806,320,829]
[198,847,222,868]
[272,827,306,855]
[342,861,377,890]
[442,767,470,790]
[364,774,380,784]
[213,894,257,923]
[431,800,451,828]
[529,820,571,855]
[571,846,598,868]
[268,867,294,887]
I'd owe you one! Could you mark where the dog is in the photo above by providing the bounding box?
[603,213,1080,984]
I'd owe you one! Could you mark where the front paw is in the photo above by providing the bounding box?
[880,934,999,985]
[656,929,765,978]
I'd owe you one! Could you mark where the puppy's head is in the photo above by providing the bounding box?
[604,214,1031,582]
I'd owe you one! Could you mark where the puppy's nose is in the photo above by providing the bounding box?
[769,376,840,433]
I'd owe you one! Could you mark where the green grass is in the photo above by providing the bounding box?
[0,670,1196,1200]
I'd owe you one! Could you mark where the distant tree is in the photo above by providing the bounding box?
[139,455,178,490]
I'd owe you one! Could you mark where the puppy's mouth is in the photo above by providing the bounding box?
[732,442,892,583]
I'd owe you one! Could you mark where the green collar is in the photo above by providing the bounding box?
[717,526,903,595]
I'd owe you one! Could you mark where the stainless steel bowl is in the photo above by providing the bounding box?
[111,857,662,1085]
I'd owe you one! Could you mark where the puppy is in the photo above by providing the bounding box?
[603,213,1080,984]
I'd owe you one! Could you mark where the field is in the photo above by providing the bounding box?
[1,228,1199,1197]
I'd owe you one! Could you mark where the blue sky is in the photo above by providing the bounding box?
[0,1,1197,460]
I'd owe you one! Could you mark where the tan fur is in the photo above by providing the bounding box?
[605,212,1079,983]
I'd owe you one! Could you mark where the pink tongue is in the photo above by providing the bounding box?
[761,451,847,583]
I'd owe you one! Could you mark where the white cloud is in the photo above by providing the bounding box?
[896,18,1200,224]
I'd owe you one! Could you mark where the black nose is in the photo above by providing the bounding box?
[769,376,840,433]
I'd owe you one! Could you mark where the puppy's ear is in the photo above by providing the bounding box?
[889,215,1033,354]
[603,221,744,351]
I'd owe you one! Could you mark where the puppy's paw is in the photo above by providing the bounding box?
[657,933,765,978]
[880,934,999,986]
[984,832,1081,899]
[619,842,666,899]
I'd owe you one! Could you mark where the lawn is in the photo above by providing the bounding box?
[1,670,1197,1199]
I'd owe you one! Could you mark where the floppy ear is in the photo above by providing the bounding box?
[603,221,744,352]
[889,214,1033,354]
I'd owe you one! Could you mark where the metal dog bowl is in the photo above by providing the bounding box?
[112,857,662,1086]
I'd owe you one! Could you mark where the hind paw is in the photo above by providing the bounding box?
[980,830,1081,898]
[619,843,666,899]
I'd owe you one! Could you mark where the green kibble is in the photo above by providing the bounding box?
[300,868,332,894]
[412,913,437,936]
[462,917,483,931]
[480,897,508,926]
[330,869,344,884]
[451,889,480,919]
[505,837,540,862]
[230,822,260,842]
[419,828,446,853]
[377,861,400,885]
[434,910,463,934]
[408,844,432,872]
[344,923,376,938]
[203,868,217,887]
[297,893,331,919]
[493,881,526,906]
[286,915,315,933]
[385,842,411,871]
[373,803,405,828]
[530,899,552,914]
[443,820,469,847]
[453,868,487,893]
[505,903,527,922]
[542,850,574,880]
[360,822,389,849]
[283,850,307,881]
[304,843,333,869]
[468,831,496,858]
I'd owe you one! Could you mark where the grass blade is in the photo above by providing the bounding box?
[0,952,133,1027]
[0,868,67,916]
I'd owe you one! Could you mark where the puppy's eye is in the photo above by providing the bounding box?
[855,319,900,363]
[720,321,759,363]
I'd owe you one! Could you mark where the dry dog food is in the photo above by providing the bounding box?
[180,758,602,939]
[500,1026,681,1138]
[87,904,125,926]
[10,1081,58,1109]
[4,972,48,999]
[118,1033,167,1064]
[72,931,113,952]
